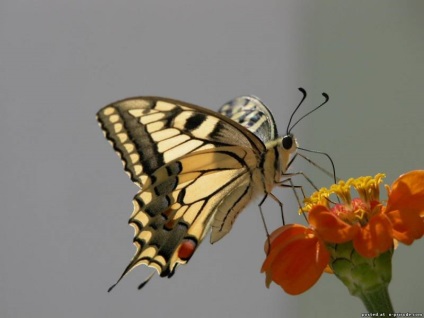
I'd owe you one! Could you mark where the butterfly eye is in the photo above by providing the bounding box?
[282,135,294,150]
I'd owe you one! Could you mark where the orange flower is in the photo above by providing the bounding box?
[261,224,330,295]
[261,171,424,295]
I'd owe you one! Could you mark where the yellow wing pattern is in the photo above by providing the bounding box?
[97,97,266,282]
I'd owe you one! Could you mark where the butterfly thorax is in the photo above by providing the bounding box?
[260,135,298,193]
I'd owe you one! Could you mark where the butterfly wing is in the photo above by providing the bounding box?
[219,96,278,143]
[97,97,265,280]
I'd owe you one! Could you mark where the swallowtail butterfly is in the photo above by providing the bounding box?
[97,90,328,290]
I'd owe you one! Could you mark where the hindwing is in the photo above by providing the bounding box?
[97,97,266,281]
[219,96,278,143]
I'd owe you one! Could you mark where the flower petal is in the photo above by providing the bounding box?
[385,208,424,244]
[385,170,424,244]
[309,205,359,243]
[262,225,309,275]
[353,214,394,258]
[386,170,424,215]
[261,225,330,295]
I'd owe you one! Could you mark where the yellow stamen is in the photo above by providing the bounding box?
[301,187,331,213]
[351,173,385,203]
[330,179,352,206]
[302,173,386,215]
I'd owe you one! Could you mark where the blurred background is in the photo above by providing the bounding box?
[1,1,423,317]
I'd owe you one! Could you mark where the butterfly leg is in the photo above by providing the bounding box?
[287,151,339,184]
[278,177,308,222]
[258,192,285,253]
[282,149,339,209]
[258,194,271,237]
[281,171,319,192]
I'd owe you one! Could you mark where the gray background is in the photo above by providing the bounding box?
[1,1,423,318]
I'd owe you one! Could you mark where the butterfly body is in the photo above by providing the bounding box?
[97,96,297,282]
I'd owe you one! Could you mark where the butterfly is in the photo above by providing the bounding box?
[97,89,328,290]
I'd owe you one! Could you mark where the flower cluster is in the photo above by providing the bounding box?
[261,171,424,296]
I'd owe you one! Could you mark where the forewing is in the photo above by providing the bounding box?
[97,97,264,188]
[218,95,278,143]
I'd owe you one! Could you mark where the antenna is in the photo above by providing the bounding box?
[288,92,329,133]
[286,87,307,134]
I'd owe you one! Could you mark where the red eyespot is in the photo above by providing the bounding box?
[178,238,197,261]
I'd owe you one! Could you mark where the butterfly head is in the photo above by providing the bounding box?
[273,133,298,174]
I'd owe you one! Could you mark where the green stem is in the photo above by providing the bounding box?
[357,285,394,315]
